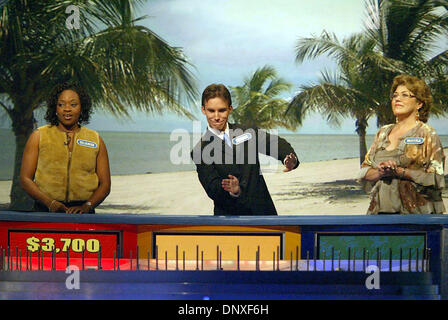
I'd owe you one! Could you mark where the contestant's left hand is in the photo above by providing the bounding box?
[66,203,92,214]
[283,153,298,172]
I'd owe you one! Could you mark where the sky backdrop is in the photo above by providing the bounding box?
[2,0,447,134]
[93,0,371,134]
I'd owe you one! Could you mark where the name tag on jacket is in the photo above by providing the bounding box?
[404,137,424,145]
[232,133,252,145]
[77,139,98,148]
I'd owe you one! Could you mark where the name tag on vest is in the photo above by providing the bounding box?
[404,137,424,145]
[77,139,98,148]
[232,133,252,145]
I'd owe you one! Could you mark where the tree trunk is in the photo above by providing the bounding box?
[358,130,368,166]
[9,110,36,211]
[355,117,368,166]
[376,101,395,127]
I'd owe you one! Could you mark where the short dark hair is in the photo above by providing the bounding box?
[201,83,232,107]
[390,74,432,123]
[45,82,93,125]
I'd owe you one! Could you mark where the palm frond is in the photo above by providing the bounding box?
[230,65,293,130]
[295,31,359,65]
[1,0,199,123]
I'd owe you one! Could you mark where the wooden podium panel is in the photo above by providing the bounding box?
[154,232,282,260]
[136,225,301,260]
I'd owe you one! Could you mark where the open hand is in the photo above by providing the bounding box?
[49,200,68,213]
[283,153,298,172]
[222,175,240,195]
[66,203,92,214]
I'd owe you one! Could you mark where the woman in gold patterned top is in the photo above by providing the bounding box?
[358,75,445,214]
[20,83,111,214]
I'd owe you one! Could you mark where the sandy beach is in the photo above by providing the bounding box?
[1,155,446,215]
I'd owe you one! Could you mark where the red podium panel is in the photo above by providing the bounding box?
[9,230,119,258]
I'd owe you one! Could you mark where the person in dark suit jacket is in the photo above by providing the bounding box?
[191,83,299,216]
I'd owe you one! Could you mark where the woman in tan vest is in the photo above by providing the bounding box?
[20,83,111,213]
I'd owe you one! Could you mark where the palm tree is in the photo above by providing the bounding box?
[363,0,448,124]
[230,65,295,130]
[287,33,396,164]
[0,0,198,210]
[287,0,448,163]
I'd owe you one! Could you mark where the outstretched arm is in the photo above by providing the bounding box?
[257,129,299,171]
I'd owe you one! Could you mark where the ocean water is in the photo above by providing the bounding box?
[1,128,447,180]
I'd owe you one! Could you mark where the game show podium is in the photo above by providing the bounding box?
[0,211,447,299]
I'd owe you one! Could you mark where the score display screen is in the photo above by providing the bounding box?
[8,230,120,258]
